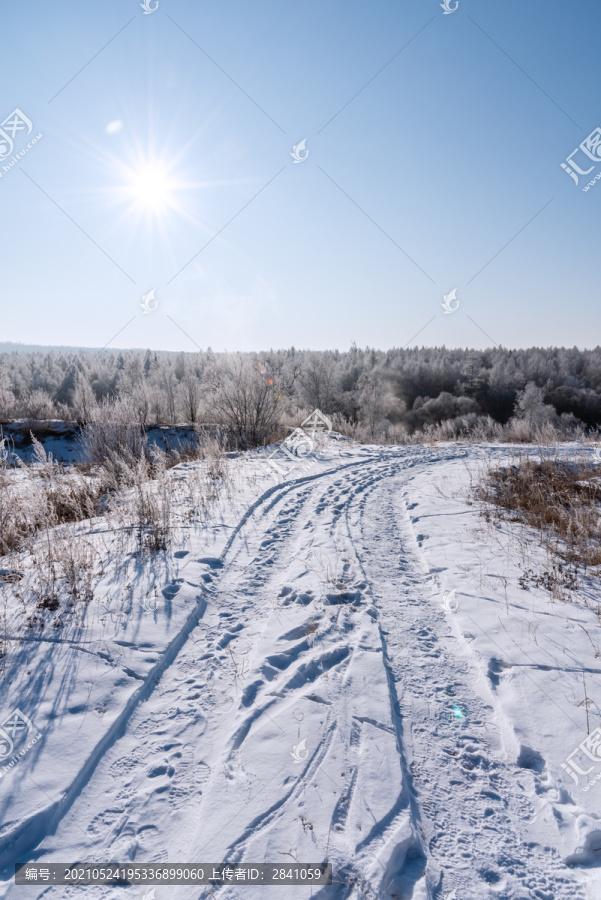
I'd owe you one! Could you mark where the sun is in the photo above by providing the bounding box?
[108,150,213,241]
[129,164,174,212]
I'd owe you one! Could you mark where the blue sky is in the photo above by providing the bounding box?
[2,0,601,352]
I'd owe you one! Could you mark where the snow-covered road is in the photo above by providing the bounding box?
[2,442,600,899]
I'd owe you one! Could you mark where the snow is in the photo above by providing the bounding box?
[1,439,601,899]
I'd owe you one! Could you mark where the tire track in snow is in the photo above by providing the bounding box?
[349,460,588,900]
[4,452,398,899]
[5,447,457,900]
[190,463,398,867]
[214,451,427,899]
[0,465,340,878]
[188,453,419,899]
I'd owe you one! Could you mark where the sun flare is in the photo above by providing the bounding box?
[129,164,174,212]
[112,151,208,236]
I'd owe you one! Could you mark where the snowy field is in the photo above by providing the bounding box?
[1,437,601,900]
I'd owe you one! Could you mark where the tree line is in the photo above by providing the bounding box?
[1,344,601,443]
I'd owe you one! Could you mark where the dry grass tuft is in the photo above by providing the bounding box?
[0,426,232,640]
[479,453,601,563]
[477,449,601,597]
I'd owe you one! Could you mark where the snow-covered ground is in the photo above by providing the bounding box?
[1,438,601,899]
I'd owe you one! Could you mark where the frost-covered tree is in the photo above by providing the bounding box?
[513,382,558,426]
[1,343,601,439]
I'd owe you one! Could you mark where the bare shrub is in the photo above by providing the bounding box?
[205,354,289,448]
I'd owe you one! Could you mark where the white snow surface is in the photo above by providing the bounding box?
[1,438,601,900]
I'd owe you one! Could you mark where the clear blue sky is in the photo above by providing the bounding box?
[2,0,600,352]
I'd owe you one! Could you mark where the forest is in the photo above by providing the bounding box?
[1,343,601,444]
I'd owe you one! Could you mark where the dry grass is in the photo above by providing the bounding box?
[479,453,601,562]
[0,439,103,556]
[477,449,601,597]
[0,429,232,638]
[0,428,232,557]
